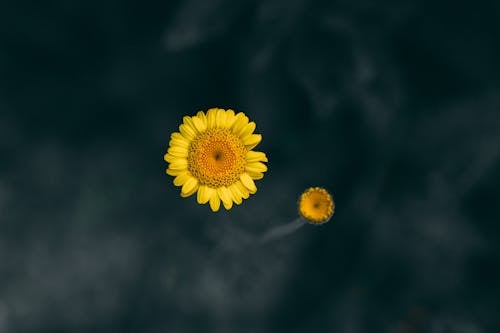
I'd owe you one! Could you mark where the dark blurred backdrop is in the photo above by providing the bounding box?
[1,0,499,332]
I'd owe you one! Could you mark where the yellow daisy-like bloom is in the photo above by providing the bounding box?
[298,187,335,224]
[164,108,268,212]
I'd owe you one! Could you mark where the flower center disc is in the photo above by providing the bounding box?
[188,128,246,188]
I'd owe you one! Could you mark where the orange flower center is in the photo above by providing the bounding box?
[188,128,246,188]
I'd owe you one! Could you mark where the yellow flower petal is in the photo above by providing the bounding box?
[173,172,192,186]
[169,132,190,146]
[171,132,187,141]
[191,116,207,133]
[164,153,177,163]
[238,122,256,138]
[183,116,198,133]
[217,186,233,210]
[245,151,268,162]
[167,146,188,157]
[231,113,249,134]
[224,109,236,128]
[166,168,183,176]
[245,162,267,173]
[195,111,208,128]
[181,177,198,197]
[223,199,233,210]
[169,137,189,149]
[209,193,221,212]
[197,185,215,204]
[243,134,262,148]
[215,108,227,128]
[179,123,196,140]
[229,184,243,205]
[240,173,257,193]
[246,171,264,180]
[235,181,250,199]
[207,108,218,128]
[168,159,188,170]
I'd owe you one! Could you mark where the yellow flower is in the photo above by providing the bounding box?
[298,187,334,224]
[164,108,268,212]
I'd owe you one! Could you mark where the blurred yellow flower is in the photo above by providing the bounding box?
[164,108,268,212]
[298,187,334,224]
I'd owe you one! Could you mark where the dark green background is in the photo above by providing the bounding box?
[1,0,499,332]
